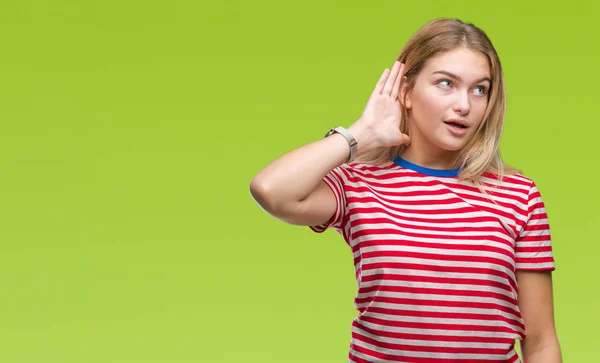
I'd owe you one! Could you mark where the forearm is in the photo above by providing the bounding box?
[521,339,562,363]
[250,132,349,205]
[250,61,407,213]
[249,124,374,207]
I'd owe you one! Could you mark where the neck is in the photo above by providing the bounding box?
[399,126,458,170]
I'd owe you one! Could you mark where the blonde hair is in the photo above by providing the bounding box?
[356,18,520,189]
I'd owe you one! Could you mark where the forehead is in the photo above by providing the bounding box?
[423,48,490,79]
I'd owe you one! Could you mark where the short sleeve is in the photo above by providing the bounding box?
[309,165,348,234]
[515,181,555,271]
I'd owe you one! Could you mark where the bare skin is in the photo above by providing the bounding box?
[398,47,491,169]
[249,61,409,226]
[250,52,562,362]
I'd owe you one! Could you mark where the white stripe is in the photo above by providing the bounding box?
[350,337,516,360]
[353,221,514,241]
[352,228,515,252]
[360,256,516,275]
[355,316,522,338]
[325,163,536,363]
[521,218,549,226]
[352,324,511,349]
[518,230,551,237]
[355,290,518,310]
[516,241,552,250]
[346,184,528,211]
[348,201,507,220]
[349,212,506,229]
[357,244,515,264]
[516,251,553,258]
[354,301,522,323]
[346,168,530,193]
[358,279,514,298]
[360,311,524,331]
[360,267,511,286]
[349,197,477,211]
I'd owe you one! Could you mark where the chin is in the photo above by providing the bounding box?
[434,139,467,152]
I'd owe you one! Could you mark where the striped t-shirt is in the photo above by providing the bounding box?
[310,156,555,363]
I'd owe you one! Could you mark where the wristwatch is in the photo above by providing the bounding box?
[325,126,358,163]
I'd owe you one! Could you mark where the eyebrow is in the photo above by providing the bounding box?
[432,70,491,84]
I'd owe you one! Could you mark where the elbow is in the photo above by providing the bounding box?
[249,177,279,214]
[250,176,303,221]
[521,332,562,361]
[250,177,311,225]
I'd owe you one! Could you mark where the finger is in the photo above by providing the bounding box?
[401,133,411,146]
[374,68,390,94]
[383,61,401,95]
[391,63,405,99]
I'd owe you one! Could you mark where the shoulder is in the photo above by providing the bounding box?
[331,161,404,186]
[482,169,536,189]
[478,171,539,206]
[341,160,398,175]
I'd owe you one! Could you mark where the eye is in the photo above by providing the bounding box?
[438,79,452,88]
[473,86,487,96]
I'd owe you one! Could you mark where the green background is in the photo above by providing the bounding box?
[0,0,596,362]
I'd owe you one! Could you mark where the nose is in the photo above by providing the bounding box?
[452,91,471,116]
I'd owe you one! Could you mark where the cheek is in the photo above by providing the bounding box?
[472,100,489,124]
[411,88,447,122]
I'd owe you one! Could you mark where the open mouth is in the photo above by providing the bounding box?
[444,121,468,129]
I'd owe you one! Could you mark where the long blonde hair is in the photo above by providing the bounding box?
[356,18,519,187]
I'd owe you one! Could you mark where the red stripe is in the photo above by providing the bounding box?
[359,315,520,335]
[516,246,552,253]
[361,261,512,279]
[362,306,524,330]
[345,184,528,213]
[520,223,550,231]
[352,329,508,355]
[309,164,546,362]
[350,342,512,363]
[354,295,520,318]
[360,272,512,293]
[516,257,554,264]
[353,319,516,344]
[517,235,550,243]
[349,207,506,224]
[351,216,510,232]
[353,235,515,256]
[361,250,515,271]
[348,195,522,222]
[347,352,372,363]
[357,284,518,305]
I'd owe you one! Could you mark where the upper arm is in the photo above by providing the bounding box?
[279,180,338,226]
[514,179,561,355]
[514,181,555,270]
[517,270,560,352]
[251,164,348,230]
[250,177,338,227]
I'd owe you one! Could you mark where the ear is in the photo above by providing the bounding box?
[398,76,412,109]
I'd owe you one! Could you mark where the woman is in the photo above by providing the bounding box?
[249,18,562,363]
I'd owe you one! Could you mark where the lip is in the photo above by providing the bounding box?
[444,119,469,136]
[443,118,469,127]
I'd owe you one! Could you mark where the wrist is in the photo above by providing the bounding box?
[325,126,358,163]
[347,122,378,157]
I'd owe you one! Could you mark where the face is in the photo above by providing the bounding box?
[403,47,491,154]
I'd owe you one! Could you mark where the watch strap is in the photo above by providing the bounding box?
[325,126,358,163]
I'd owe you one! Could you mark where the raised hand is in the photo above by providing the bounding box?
[349,61,411,151]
